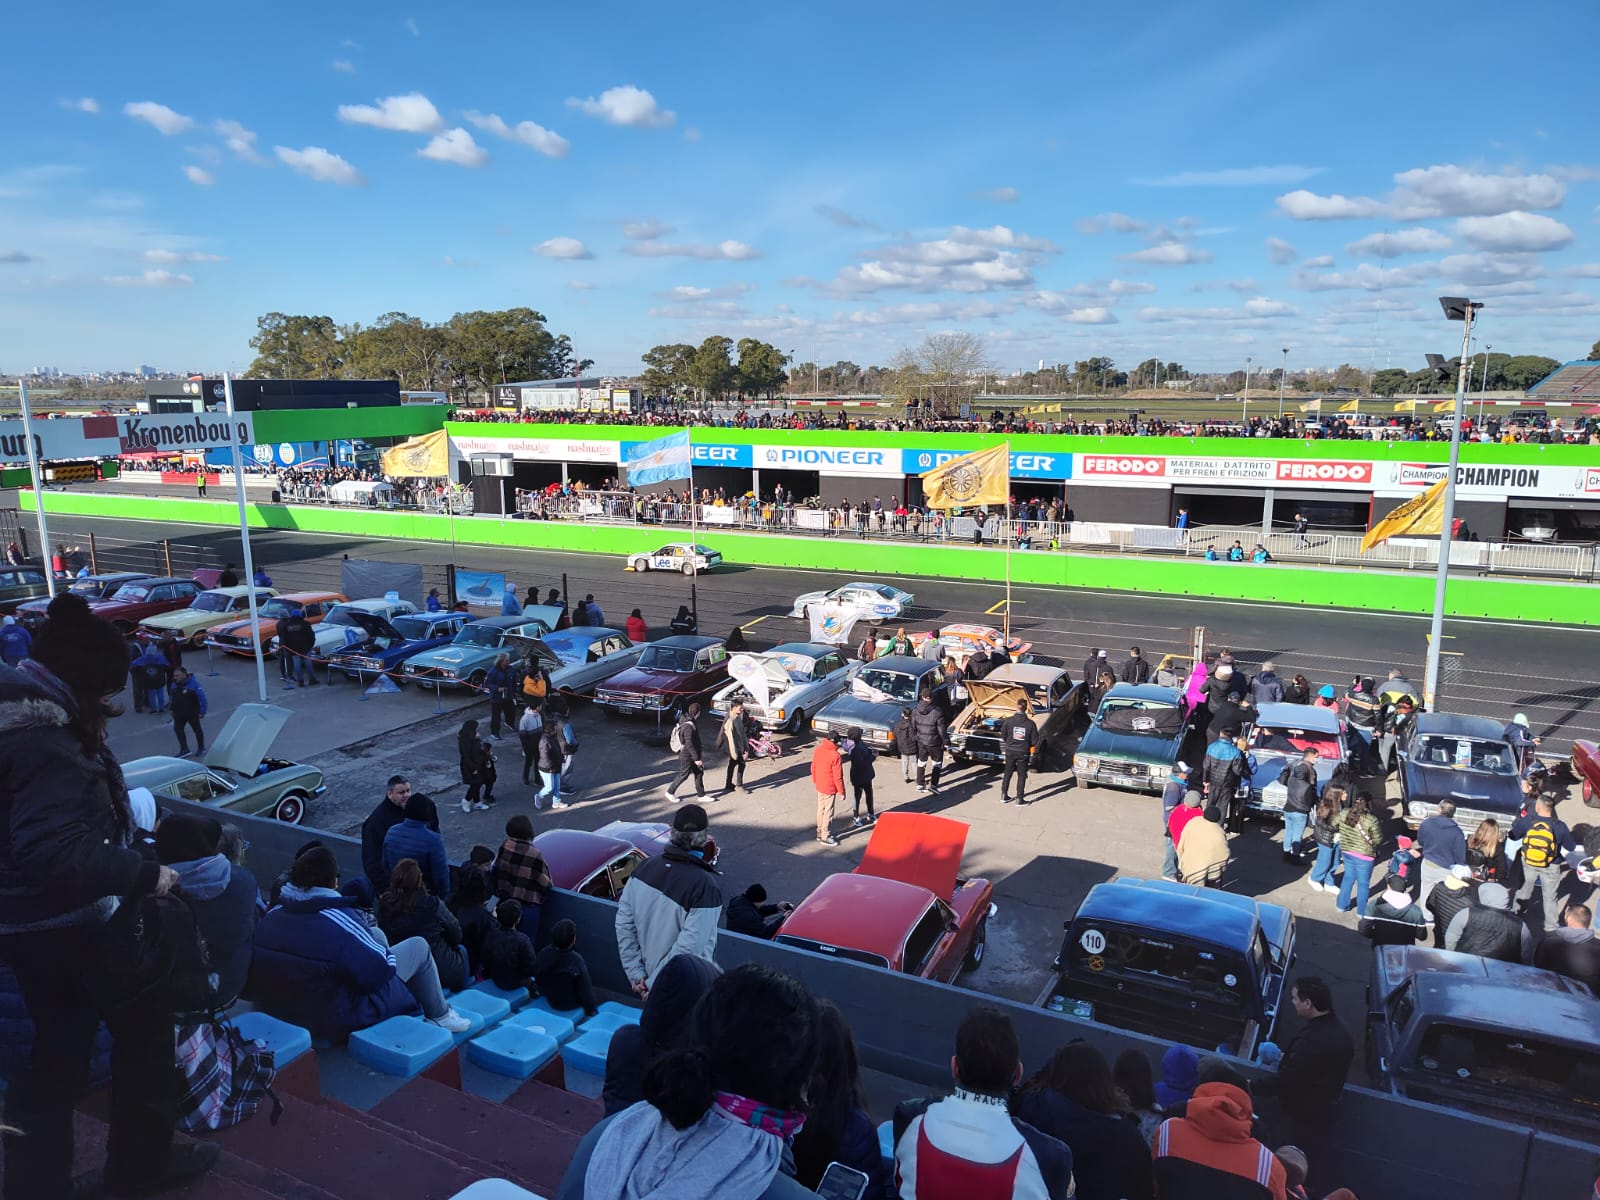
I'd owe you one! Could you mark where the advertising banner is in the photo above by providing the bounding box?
[1076,454,1378,491]
[453,568,509,608]
[901,447,1071,481]
[0,412,255,464]
[753,443,896,477]
[808,602,864,646]
[451,435,619,464]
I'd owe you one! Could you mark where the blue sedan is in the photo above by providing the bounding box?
[328,610,471,680]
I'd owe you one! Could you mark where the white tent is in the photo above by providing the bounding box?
[329,480,397,507]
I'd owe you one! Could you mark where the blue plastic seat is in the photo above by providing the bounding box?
[229,1011,312,1066]
[559,1026,615,1077]
[464,1024,560,1080]
[447,1181,550,1200]
[348,1015,456,1077]
[472,980,531,1010]
[449,988,513,1029]
[592,1001,643,1025]
[504,1008,577,1045]
[878,1119,894,1165]
[525,995,585,1025]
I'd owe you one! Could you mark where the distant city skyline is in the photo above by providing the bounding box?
[1,1,1595,377]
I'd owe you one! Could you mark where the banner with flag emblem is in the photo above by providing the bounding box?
[380,430,449,477]
[1433,399,1456,413]
[919,443,1009,509]
[1393,399,1417,413]
[1361,478,1447,552]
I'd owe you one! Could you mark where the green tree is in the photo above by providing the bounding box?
[1369,368,1409,396]
[686,336,737,399]
[1500,355,1561,391]
[1128,358,1161,388]
[735,339,789,398]
[1329,363,1365,391]
[246,312,343,378]
[549,335,594,379]
[639,343,695,395]
[825,360,862,392]
[1589,338,1600,360]
[342,311,448,391]
[444,308,559,399]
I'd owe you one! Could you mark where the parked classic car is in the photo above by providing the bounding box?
[776,813,995,980]
[15,572,153,627]
[624,542,723,575]
[810,654,952,751]
[138,586,279,647]
[327,610,470,679]
[294,596,423,658]
[206,591,347,657]
[0,565,51,616]
[535,829,649,899]
[710,643,861,733]
[1364,945,1600,1141]
[86,576,204,634]
[402,614,549,689]
[1038,877,1296,1060]
[521,627,647,697]
[1573,739,1600,808]
[1072,683,1199,795]
[1400,712,1525,835]
[907,623,1033,668]
[594,634,729,716]
[789,581,914,624]
[949,664,1083,770]
[1238,703,1353,819]
[122,703,325,824]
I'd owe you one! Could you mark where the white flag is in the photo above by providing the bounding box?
[808,602,863,647]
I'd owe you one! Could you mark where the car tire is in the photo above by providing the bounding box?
[682,562,695,576]
[274,792,308,824]
[801,606,812,623]
[634,558,648,572]
[467,670,487,691]
[1584,777,1597,808]
[189,631,208,649]
[786,708,805,736]
[964,918,988,971]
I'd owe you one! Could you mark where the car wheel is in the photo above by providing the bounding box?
[189,631,208,649]
[1584,777,1596,808]
[467,670,487,691]
[682,562,695,576]
[801,606,812,623]
[964,918,988,971]
[633,558,648,572]
[274,792,308,824]
[787,708,805,736]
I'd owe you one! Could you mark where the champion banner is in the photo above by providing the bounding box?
[919,443,1010,510]
[380,430,449,478]
[1361,477,1447,552]
[624,430,692,486]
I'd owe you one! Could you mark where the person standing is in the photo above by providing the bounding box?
[196,472,207,499]
[484,653,517,739]
[534,720,568,810]
[665,703,705,803]
[1119,645,1150,685]
[1375,694,1416,776]
[0,616,30,667]
[458,718,496,813]
[1412,801,1467,900]
[857,629,878,663]
[812,731,845,846]
[614,804,722,995]
[719,700,750,796]
[217,563,239,588]
[1424,866,1478,949]
[1334,792,1384,917]
[1281,747,1320,863]
[1444,882,1534,963]
[1292,512,1309,548]
[1178,806,1230,887]
[625,608,648,643]
[1359,875,1428,945]
[381,793,452,901]
[1534,904,1600,992]
[1306,785,1346,894]
[517,703,543,787]
[279,607,317,688]
[910,691,948,795]
[1160,763,1191,881]
[1201,727,1247,828]
[170,665,207,756]
[1510,795,1575,933]
[1083,648,1104,690]
[1252,976,1353,1183]
[361,775,427,892]
[1250,661,1285,706]
[998,697,1038,805]
[1342,676,1381,771]
[846,725,876,826]
[893,706,915,783]
[500,585,522,616]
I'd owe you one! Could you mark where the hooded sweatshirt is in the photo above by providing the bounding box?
[1154,1045,1199,1110]
[602,954,723,1117]
[571,1099,804,1200]
[1152,1083,1287,1200]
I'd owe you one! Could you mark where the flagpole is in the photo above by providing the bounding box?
[224,373,269,703]
[687,428,696,542]
[1003,441,1012,643]
[14,380,55,597]
[1423,302,1477,709]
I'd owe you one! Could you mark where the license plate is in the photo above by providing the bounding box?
[1110,775,1142,788]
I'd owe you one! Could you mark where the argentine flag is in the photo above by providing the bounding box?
[625,430,692,485]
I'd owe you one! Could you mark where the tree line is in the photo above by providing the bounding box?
[639,337,791,400]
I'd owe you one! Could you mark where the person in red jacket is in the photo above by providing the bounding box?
[1167,789,1204,847]
[1152,1063,1287,1200]
[625,609,648,644]
[811,732,845,847]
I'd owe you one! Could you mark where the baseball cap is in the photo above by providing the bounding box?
[1318,685,1336,699]
[672,804,709,833]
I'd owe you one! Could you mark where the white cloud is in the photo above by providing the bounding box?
[814,205,875,230]
[793,225,1055,295]
[1266,236,1297,264]
[181,165,215,186]
[1108,279,1157,296]
[623,240,760,261]
[1063,307,1117,324]
[337,92,444,134]
[654,283,753,299]
[123,101,193,136]
[1302,255,1335,268]
[1137,165,1325,187]
[533,237,593,260]
[565,85,675,129]
[1140,297,1299,322]
[622,219,674,241]
[1294,261,1437,291]
[1191,278,1261,294]
[274,145,366,186]
[1437,252,1545,285]
[566,279,596,291]
[1344,227,1453,258]
[105,268,192,287]
[213,119,265,164]
[1121,241,1212,265]
[648,299,752,320]
[1278,164,1565,221]
[143,249,224,264]
[1077,212,1146,235]
[59,97,99,114]
[682,127,701,142]
[464,111,569,158]
[332,59,356,73]
[835,300,1013,327]
[1564,262,1600,278]
[1453,211,1574,253]
[418,128,489,167]
[1547,164,1600,182]
[975,186,1019,203]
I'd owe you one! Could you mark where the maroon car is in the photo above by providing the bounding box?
[86,576,204,634]
[15,572,154,628]
[593,634,730,717]
[534,829,650,900]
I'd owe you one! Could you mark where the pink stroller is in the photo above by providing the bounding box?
[749,729,786,759]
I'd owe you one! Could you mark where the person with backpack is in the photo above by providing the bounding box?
[665,703,705,802]
[0,594,219,1197]
[517,702,544,787]
[1510,795,1576,933]
[170,665,208,756]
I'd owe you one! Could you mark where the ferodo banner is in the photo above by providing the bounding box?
[1077,454,1377,490]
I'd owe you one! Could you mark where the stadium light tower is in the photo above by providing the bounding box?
[1278,347,1288,419]
[1423,296,1481,709]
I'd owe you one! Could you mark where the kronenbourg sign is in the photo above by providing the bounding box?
[727,654,772,711]
[807,602,862,647]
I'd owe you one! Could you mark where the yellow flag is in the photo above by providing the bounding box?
[920,443,1010,509]
[1361,477,1447,552]
[1300,399,1322,414]
[1393,399,1416,413]
[1434,398,1456,413]
[380,429,449,477]
[1337,399,1360,413]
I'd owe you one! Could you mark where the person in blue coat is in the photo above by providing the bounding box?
[252,566,273,589]
[426,588,443,612]
[380,793,450,898]
[0,616,30,666]
[500,585,522,616]
[154,812,259,1007]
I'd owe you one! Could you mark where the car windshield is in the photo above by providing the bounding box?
[109,584,151,602]
[639,645,694,672]
[1098,699,1183,736]
[191,593,233,612]
[390,616,431,640]
[1250,727,1341,756]
[1412,735,1517,774]
[455,625,505,647]
[256,599,299,620]
[1415,1023,1600,1108]
[1070,926,1249,1008]
[857,668,921,702]
[69,578,111,596]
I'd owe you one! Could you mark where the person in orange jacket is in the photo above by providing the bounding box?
[811,731,845,847]
[1152,1062,1287,1200]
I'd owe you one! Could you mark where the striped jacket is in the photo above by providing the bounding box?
[1152,1084,1286,1200]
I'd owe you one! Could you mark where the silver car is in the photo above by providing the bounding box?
[710,643,862,734]
[515,626,647,697]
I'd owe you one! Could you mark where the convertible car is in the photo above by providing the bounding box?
[777,813,995,980]
[1072,683,1198,795]
[949,664,1083,770]
[122,703,325,824]
[789,581,914,625]
[710,644,860,734]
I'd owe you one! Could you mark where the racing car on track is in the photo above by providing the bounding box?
[624,543,723,575]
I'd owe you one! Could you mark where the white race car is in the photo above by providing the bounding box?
[625,543,723,576]
[789,581,915,625]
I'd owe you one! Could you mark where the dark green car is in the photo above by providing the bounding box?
[1071,683,1199,795]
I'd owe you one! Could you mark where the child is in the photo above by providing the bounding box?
[447,864,496,977]
[531,918,598,1017]
[481,899,537,992]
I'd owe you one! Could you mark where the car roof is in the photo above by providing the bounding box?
[1386,949,1600,1034]
[654,635,722,650]
[1253,703,1341,733]
[1106,683,1184,702]
[409,611,463,625]
[206,586,274,598]
[769,642,834,659]
[275,591,345,603]
[1415,712,1508,738]
[986,663,1067,686]
[110,576,190,588]
[1075,878,1260,951]
[466,615,536,630]
[543,627,624,647]
[122,756,212,788]
[864,654,934,673]
[781,872,934,957]
[533,829,638,890]
[84,572,150,582]
[337,597,407,612]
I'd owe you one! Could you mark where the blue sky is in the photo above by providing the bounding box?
[2,0,1597,378]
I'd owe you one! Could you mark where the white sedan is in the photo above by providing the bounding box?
[271,596,420,658]
[789,581,915,624]
[625,543,724,576]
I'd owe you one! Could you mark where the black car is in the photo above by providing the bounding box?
[1399,712,1525,836]
[0,565,51,615]
[14,572,154,627]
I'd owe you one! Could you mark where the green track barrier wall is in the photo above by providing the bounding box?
[30,489,1596,626]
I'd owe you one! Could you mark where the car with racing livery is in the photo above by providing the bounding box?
[907,623,1033,668]
[206,591,347,657]
[810,654,953,752]
[1238,703,1354,819]
[1399,712,1525,835]
[327,610,470,680]
[594,635,729,716]
[776,813,995,980]
[1072,683,1199,795]
[949,664,1083,769]
[789,581,914,625]
[710,643,861,734]
[138,585,279,647]
[625,542,723,575]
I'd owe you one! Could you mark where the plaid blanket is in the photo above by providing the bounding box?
[175,1018,282,1132]
[493,838,552,906]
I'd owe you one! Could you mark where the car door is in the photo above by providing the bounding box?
[652,546,679,570]
[902,898,962,982]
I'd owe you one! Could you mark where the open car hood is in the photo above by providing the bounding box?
[201,703,291,775]
[511,637,565,670]
[854,812,969,900]
[966,679,1031,713]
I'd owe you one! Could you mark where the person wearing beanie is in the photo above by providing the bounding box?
[615,802,722,997]
[381,793,450,900]
[0,593,220,1195]
[725,882,792,940]
[601,953,721,1117]
[1154,1044,1200,1110]
[0,614,31,667]
[1424,864,1478,949]
[1178,804,1231,887]
[155,811,259,1006]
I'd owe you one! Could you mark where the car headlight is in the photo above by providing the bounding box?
[1408,801,1430,818]
[1074,755,1099,773]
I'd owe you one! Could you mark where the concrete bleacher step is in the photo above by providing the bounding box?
[370,1077,590,1197]
[502,1076,605,1134]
